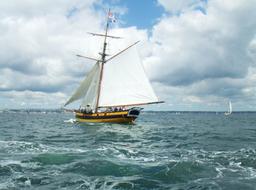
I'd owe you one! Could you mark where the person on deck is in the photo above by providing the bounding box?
[107,107,112,112]
[85,104,92,113]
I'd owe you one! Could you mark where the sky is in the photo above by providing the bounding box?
[0,0,256,111]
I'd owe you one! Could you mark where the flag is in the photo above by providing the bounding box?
[108,11,116,23]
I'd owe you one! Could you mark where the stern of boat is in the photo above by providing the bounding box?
[128,107,143,118]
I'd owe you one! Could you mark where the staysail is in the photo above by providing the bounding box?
[64,62,100,110]
[98,45,159,107]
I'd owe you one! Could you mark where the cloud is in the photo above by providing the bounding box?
[0,0,105,93]
[141,0,256,110]
[1,90,67,108]
[1,0,256,110]
[0,0,95,18]
[157,0,207,14]
[147,0,256,84]
[0,0,150,108]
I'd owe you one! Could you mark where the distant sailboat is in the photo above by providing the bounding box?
[64,10,163,123]
[224,101,232,115]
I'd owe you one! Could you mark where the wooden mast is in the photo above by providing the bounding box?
[95,9,111,113]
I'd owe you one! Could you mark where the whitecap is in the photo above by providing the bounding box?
[76,176,139,190]
[0,159,41,170]
[0,140,87,154]
[24,178,31,186]
[215,165,225,178]
[0,181,16,189]
[64,118,77,123]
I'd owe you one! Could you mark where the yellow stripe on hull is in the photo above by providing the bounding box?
[76,117,135,123]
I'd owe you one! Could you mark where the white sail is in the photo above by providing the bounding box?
[98,45,158,107]
[64,62,100,110]
[229,101,232,114]
[224,100,232,115]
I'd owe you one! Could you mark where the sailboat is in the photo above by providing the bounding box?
[224,101,232,115]
[64,10,163,123]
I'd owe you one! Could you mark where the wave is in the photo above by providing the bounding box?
[0,140,88,155]
[64,118,77,123]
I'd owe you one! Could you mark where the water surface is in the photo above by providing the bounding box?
[0,111,256,189]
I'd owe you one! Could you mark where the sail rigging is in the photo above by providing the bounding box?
[64,9,162,114]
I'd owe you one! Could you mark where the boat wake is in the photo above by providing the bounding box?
[64,118,77,123]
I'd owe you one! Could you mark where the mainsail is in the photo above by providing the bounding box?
[98,45,158,107]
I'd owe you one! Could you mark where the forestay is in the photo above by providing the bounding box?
[99,46,158,107]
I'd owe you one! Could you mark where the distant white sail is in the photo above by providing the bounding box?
[224,100,232,115]
[98,46,158,107]
[229,101,232,114]
[64,62,100,110]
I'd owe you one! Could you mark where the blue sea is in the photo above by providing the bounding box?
[0,110,256,190]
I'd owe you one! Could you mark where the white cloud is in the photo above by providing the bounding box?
[1,0,256,110]
[0,0,150,109]
[0,0,103,91]
[1,90,67,108]
[142,0,256,110]
[158,0,206,13]
[0,0,95,18]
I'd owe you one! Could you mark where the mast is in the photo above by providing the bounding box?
[95,9,111,113]
[66,9,163,111]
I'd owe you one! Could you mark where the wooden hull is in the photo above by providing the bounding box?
[75,108,141,123]
[76,117,135,123]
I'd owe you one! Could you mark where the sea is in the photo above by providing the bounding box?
[0,110,256,190]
